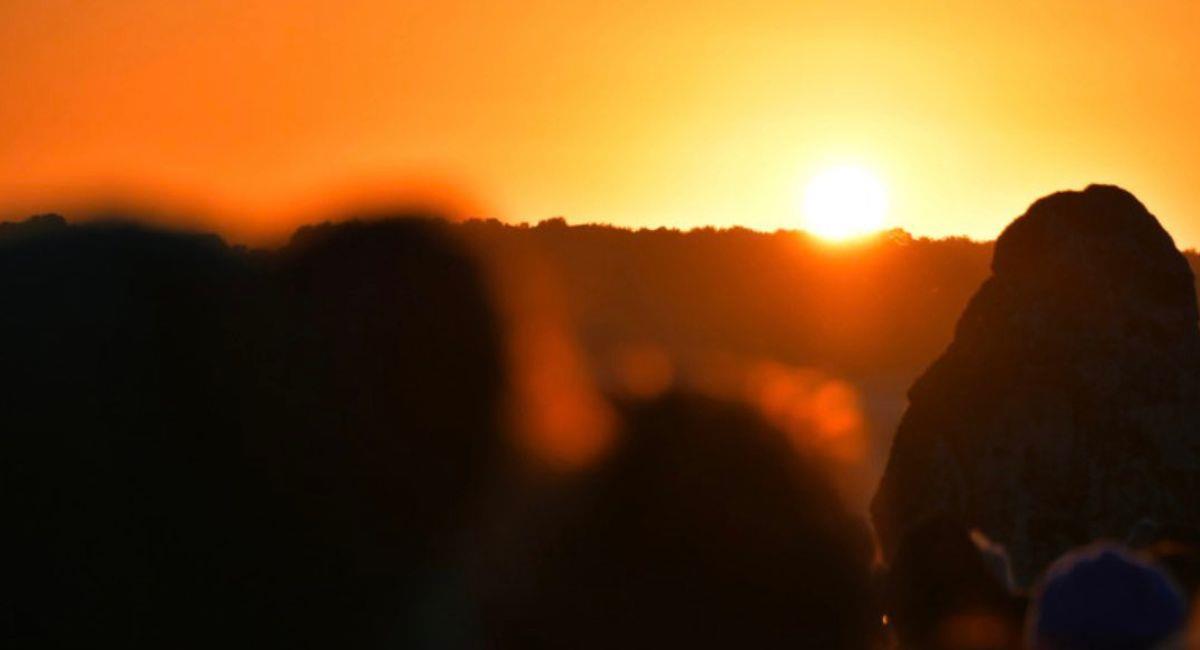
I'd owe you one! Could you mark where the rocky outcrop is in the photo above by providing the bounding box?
[871,185,1200,585]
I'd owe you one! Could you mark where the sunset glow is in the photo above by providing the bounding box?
[1,2,1199,244]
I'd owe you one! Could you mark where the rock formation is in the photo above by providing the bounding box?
[872,185,1200,585]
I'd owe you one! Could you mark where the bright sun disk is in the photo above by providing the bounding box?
[801,165,888,242]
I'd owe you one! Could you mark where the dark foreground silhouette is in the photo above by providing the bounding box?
[6,185,1200,648]
[480,393,877,649]
[5,215,509,647]
[5,213,879,648]
[873,185,1200,586]
[885,515,1025,649]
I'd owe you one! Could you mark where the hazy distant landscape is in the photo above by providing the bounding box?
[452,218,1200,506]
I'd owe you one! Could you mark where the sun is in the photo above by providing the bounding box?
[801,165,889,242]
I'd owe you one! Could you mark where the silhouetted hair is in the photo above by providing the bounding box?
[257,215,510,647]
[5,214,511,648]
[487,392,876,649]
[273,216,506,552]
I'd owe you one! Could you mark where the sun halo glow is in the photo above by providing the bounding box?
[801,165,889,242]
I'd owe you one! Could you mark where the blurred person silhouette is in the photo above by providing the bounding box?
[482,392,877,649]
[1027,544,1187,650]
[261,215,510,648]
[6,213,512,648]
[885,514,1026,650]
[4,215,283,647]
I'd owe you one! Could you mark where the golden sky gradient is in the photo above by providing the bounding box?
[1,1,1198,244]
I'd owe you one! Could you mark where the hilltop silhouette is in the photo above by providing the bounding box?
[458,220,992,378]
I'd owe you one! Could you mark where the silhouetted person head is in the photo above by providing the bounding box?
[488,392,876,649]
[886,514,1025,650]
[5,213,512,648]
[266,215,509,646]
[1028,544,1187,650]
[3,215,276,647]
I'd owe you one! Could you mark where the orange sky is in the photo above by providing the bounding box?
[1,1,1198,245]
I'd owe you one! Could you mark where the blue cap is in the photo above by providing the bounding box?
[1031,544,1186,649]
